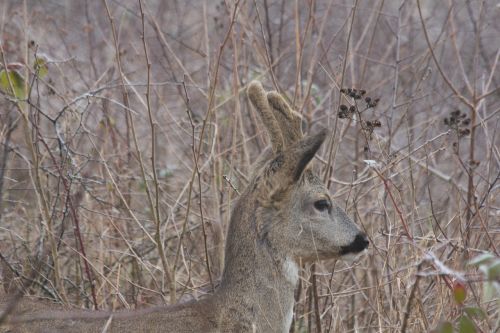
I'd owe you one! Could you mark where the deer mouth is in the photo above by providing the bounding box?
[340,234,369,255]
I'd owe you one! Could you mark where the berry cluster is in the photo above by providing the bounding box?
[444,110,470,138]
[364,96,380,108]
[338,104,355,119]
[366,120,381,128]
[337,87,382,140]
[338,88,380,119]
[340,88,366,100]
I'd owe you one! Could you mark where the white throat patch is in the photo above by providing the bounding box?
[283,305,294,333]
[282,257,299,286]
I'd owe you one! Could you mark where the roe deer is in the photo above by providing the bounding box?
[0,81,369,333]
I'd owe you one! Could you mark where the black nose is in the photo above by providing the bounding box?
[340,233,369,255]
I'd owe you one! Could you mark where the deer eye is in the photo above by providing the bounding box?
[314,199,331,212]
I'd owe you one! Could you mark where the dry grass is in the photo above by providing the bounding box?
[0,0,498,332]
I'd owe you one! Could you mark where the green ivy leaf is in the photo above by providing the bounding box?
[458,316,476,333]
[463,307,486,319]
[0,69,26,99]
[483,281,499,302]
[487,260,500,280]
[34,57,48,78]
[435,321,453,333]
[453,281,467,304]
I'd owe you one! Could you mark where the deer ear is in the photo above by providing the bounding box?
[265,129,327,203]
[286,129,328,182]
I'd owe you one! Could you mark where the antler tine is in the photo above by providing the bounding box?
[248,81,284,153]
[267,91,303,146]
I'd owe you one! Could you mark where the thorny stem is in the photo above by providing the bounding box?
[323,0,359,184]
[254,0,278,90]
[401,262,423,332]
[0,27,68,304]
[103,0,178,304]
[173,0,240,287]
[311,264,322,333]
[372,167,413,240]
[417,0,474,111]
[0,111,14,223]
[138,0,173,302]
[417,0,485,250]
[182,80,215,292]
[100,0,133,211]
[35,127,98,309]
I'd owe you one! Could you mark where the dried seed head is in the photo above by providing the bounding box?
[338,105,349,118]
[459,128,470,137]
[338,111,348,119]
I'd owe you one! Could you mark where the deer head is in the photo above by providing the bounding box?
[242,81,368,263]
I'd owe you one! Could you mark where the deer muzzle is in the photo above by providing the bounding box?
[340,233,369,255]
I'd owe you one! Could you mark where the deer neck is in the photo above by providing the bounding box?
[218,192,298,332]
